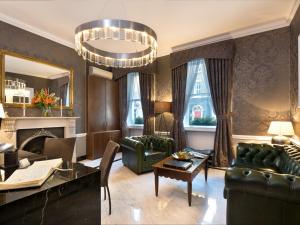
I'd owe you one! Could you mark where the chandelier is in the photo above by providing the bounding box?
[75,19,158,68]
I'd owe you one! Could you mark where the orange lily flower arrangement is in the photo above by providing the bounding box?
[32,89,59,116]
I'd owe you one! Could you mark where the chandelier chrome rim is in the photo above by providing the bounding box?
[75,19,158,68]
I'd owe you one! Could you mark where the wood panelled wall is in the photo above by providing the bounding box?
[86,66,120,159]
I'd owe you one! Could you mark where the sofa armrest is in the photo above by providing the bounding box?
[121,137,145,155]
[224,167,300,203]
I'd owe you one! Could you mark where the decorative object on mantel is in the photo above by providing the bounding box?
[267,121,295,144]
[22,96,26,117]
[31,89,59,117]
[75,19,158,68]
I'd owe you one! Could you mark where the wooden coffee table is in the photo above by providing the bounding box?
[152,155,209,206]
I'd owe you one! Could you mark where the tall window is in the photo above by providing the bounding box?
[127,72,143,126]
[184,59,216,127]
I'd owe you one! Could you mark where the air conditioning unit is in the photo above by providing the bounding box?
[89,66,113,80]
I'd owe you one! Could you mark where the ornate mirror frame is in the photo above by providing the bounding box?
[0,50,74,109]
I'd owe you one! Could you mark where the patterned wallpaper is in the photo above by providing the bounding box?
[232,27,291,135]
[156,27,291,136]
[290,5,300,136]
[156,55,172,102]
[0,21,86,133]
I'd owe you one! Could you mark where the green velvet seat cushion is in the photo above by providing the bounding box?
[144,150,166,161]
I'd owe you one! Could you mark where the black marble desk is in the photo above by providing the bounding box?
[0,163,101,225]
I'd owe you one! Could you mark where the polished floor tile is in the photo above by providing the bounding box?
[101,160,226,225]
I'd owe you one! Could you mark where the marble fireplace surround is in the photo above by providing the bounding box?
[0,117,79,162]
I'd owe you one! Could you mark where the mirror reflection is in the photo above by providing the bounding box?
[4,54,72,107]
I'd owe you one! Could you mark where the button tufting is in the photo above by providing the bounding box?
[243,170,251,176]
[264,173,271,179]
[287,176,295,182]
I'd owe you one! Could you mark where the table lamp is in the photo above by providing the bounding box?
[267,121,295,144]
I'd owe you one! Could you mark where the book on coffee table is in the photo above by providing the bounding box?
[163,159,192,170]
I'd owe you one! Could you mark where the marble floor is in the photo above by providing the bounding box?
[99,159,227,225]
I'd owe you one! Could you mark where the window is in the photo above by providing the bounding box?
[127,72,143,126]
[184,59,216,127]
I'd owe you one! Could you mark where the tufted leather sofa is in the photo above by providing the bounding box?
[224,143,300,225]
[121,135,174,174]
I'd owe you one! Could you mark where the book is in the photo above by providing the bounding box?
[0,158,63,191]
[163,159,192,170]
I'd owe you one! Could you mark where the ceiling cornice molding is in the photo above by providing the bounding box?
[288,0,300,22]
[0,12,74,49]
[172,0,300,53]
[172,19,290,53]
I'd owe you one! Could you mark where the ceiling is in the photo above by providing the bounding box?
[5,55,70,79]
[0,0,298,57]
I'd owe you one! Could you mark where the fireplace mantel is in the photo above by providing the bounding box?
[0,117,80,161]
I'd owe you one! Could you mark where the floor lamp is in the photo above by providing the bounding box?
[154,101,171,136]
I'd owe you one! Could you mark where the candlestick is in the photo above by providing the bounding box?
[22,96,26,117]
[60,99,63,117]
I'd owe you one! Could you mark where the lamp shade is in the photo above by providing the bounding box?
[0,103,5,118]
[154,101,171,114]
[267,121,294,136]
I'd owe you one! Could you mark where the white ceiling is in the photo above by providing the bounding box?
[5,55,70,79]
[0,0,298,57]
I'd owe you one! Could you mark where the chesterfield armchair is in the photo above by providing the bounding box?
[224,143,300,225]
[121,135,174,174]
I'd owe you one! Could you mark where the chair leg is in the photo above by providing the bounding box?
[104,186,107,200]
[107,185,112,215]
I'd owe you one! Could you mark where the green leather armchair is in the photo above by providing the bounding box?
[121,135,174,174]
[224,143,300,225]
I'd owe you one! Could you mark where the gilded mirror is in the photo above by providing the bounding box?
[0,50,73,109]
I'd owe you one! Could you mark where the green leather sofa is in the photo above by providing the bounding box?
[224,143,300,225]
[121,135,174,174]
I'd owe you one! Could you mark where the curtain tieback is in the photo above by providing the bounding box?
[217,112,233,120]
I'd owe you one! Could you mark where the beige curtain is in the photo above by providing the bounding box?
[205,58,234,167]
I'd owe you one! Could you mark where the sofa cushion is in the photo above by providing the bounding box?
[144,150,166,161]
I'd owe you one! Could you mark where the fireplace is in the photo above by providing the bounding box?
[0,117,79,162]
[17,127,64,154]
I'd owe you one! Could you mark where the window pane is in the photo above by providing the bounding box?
[127,72,143,126]
[184,59,216,127]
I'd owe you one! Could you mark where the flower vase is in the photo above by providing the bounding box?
[42,107,52,117]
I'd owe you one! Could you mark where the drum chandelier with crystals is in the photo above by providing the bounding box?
[75,19,158,68]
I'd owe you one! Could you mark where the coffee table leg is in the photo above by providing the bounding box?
[205,160,208,182]
[188,181,192,206]
[154,169,159,197]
